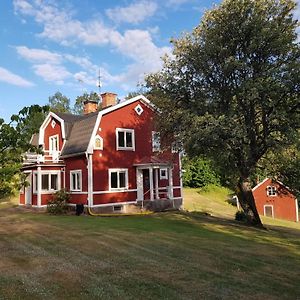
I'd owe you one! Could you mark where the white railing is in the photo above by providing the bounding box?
[23,152,63,164]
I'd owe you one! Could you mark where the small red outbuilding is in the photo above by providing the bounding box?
[253,178,299,222]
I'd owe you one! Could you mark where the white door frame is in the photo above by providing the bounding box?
[264,204,274,218]
[24,171,32,205]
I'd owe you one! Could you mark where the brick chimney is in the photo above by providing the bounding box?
[101,92,117,109]
[83,100,98,115]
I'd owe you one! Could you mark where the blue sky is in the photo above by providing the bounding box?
[0,0,299,121]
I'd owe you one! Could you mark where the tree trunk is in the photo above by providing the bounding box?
[236,177,264,228]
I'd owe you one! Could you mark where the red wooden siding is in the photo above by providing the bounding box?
[253,178,298,222]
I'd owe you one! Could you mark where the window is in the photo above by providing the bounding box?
[134,104,144,115]
[49,135,59,154]
[267,186,277,196]
[33,172,59,193]
[51,120,56,128]
[264,205,274,217]
[152,131,160,152]
[160,168,168,180]
[113,205,123,212]
[70,170,82,191]
[116,128,135,151]
[94,135,103,150]
[109,169,128,190]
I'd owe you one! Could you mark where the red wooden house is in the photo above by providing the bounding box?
[253,178,299,222]
[19,93,182,213]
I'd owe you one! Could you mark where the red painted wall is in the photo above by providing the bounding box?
[43,116,64,155]
[253,178,298,222]
[64,155,88,205]
[91,99,181,205]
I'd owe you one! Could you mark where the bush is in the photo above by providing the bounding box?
[47,189,70,214]
[235,211,247,222]
[183,156,220,188]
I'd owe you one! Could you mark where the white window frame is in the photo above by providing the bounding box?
[116,128,135,151]
[94,135,103,150]
[160,168,168,180]
[134,104,144,116]
[49,134,59,154]
[33,171,60,194]
[152,131,161,152]
[264,205,274,218]
[70,170,82,192]
[267,185,277,197]
[109,169,129,191]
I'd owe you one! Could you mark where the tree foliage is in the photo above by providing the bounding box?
[73,92,100,115]
[182,156,220,188]
[0,105,48,197]
[146,0,300,226]
[48,92,71,113]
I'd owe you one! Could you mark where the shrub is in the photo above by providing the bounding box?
[47,189,70,214]
[183,156,220,188]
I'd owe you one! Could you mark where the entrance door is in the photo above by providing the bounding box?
[25,174,32,205]
[142,169,150,200]
[264,205,274,218]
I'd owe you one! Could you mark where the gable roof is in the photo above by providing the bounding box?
[35,94,152,158]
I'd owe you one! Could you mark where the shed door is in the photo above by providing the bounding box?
[264,205,273,218]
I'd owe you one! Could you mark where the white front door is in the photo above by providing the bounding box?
[136,169,143,200]
[25,174,32,205]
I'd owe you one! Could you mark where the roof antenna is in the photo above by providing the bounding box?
[97,68,102,103]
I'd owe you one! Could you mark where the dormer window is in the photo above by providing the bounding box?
[49,135,59,154]
[94,135,103,150]
[267,186,277,196]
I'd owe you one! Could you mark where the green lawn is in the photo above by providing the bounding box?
[0,191,300,299]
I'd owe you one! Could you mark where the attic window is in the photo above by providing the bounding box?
[267,186,277,196]
[134,104,144,115]
[94,135,103,150]
[51,120,56,128]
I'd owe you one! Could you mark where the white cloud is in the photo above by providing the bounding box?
[16,46,62,64]
[13,0,171,88]
[106,1,157,24]
[0,66,34,87]
[33,64,71,85]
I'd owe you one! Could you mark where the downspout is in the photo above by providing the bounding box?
[86,152,93,208]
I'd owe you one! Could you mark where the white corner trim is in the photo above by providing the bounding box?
[39,112,66,145]
[295,199,299,222]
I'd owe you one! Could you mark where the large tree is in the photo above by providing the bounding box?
[0,105,48,197]
[146,0,300,226]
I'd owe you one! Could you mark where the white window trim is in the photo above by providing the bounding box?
[49,134,59,154]
[264,205,274,218]
[94,134,103,150]
[134,104,144,116]
[116,128,135,151]
[267,185,277,197]
[33,171,60,194]
[70,170,82,192]
[109,168,129,191]
[160,168,168,180]
[152,131,161,152]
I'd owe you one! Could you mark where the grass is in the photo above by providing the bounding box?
[0,190,299,299]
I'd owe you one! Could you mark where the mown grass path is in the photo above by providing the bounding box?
[0,206,300,299]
